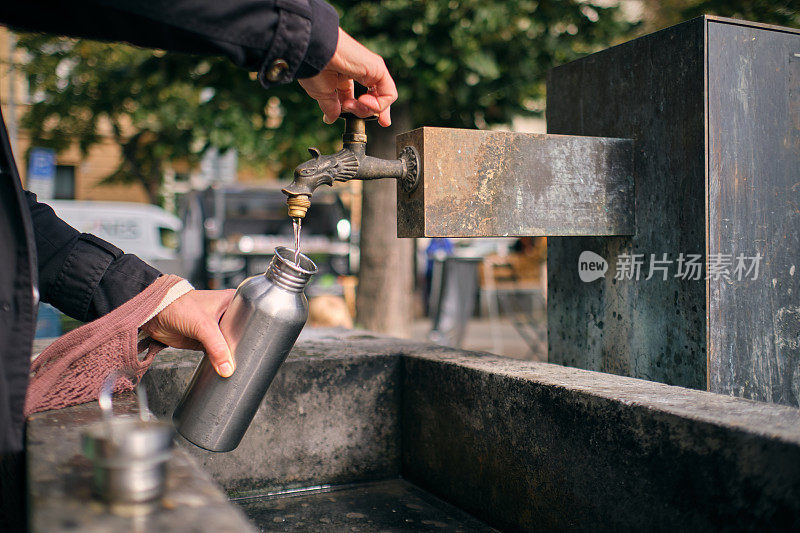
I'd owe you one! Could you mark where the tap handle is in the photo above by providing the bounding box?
[341,113,377,144]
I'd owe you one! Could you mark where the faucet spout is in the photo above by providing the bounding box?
[282,114,418,219]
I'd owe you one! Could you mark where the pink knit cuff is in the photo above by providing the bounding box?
[141,279,194,326]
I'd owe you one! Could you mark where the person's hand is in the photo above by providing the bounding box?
[299,27,397,127]
[141,289,236,377]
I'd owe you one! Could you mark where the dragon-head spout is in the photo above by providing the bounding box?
[282,113,415,219]
[282,147,359,197]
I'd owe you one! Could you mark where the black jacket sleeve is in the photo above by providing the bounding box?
[25,192,161,322]
[0,0,339,86]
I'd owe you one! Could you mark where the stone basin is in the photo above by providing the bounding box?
[28,329,800,531]
[142,329,497,531]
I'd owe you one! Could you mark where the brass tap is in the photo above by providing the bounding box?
[282,113,419,219]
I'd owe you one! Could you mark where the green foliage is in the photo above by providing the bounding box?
[338,0,634,127]
[17,1,635,203]
[17,35,324,202]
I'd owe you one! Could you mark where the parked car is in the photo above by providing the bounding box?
[179,185,352,291]
[48,200,182,275]
[37,200,182,337]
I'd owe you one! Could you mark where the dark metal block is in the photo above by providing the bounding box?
[547,17,708,390]
[706,20,800,404]
[396,128,634,238]
[547,16,800,405]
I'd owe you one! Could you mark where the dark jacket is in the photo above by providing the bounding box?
[0,0,338,454]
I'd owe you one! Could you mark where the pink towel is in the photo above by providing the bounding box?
[24,274,185,416]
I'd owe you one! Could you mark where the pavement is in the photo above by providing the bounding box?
[409,318,546,362]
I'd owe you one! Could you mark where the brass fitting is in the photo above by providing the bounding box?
[342,113,368,144]
[287,194,311,219]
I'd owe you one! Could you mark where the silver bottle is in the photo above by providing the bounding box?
[173,246,317,452]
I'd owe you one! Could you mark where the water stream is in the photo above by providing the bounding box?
[292,217,302,265]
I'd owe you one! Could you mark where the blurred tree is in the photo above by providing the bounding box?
[17,35,329,204]
[17,1,633,199]
[345,0,633,128]
[339,0,634,334]
[17,0,634,331]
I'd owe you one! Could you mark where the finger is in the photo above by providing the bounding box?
[363,85,392,126]
[341,97,375,117]
[353,65,397,116]
[377,104,391,127]
[299,77,341,124]
[346,93,389,124]
[336,75,355,104]
[216,289,236,318]
[318,95,342,124]
[337,77,376,117]
[194,321,234,377]
[339,82,371,116]
[351,89,394,127]
[354,81,396,114]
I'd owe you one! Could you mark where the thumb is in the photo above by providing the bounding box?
[317,94,341,124]
[195,321,234,377]
[298,76,341,124]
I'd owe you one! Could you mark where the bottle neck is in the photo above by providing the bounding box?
[266,247,317,293]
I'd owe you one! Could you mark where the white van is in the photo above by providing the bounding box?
[48,200,182,274]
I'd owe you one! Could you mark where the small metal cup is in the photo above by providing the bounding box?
[82,372,175,504]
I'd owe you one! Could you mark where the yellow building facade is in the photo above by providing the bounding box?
[1,27,151,203]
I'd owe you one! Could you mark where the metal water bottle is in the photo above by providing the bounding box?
[173,246,317,452]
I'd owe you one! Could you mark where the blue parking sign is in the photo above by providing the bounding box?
[27,147,56,199]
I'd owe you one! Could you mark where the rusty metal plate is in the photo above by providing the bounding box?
[395,128,633,238]
[547,16,800,406]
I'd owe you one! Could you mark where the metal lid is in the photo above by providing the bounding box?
[82,371,174,467]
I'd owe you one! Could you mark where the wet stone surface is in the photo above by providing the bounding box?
[144,329,404,494]
[33,329,800,532]
[27,392,255,532]
[234,479,496,532]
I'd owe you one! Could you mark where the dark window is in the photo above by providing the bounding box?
[53,165,75,199]
[159,226,178,250]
